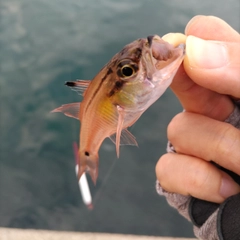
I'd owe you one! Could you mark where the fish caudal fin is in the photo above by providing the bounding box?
[79,151,99,185]
[73,143,99,185]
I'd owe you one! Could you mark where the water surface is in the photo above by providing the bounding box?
[0,0,239,237]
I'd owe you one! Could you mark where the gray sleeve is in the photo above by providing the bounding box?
[156,101,240,240]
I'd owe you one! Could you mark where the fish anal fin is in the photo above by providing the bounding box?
[109,129,138,147]
[51,102,80,120]
[65,80,90,95]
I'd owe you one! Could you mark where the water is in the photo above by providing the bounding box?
[0,0,239,237]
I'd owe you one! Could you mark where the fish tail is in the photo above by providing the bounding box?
[78,150,99,185]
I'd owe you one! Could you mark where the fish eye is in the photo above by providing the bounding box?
[121,65,135,77]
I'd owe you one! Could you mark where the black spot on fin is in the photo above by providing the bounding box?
[65,81,75,86]
[65,80,90,95]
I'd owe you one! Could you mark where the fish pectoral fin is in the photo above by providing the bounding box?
[109,129,138,147]
[51,102,80,120]
[65,80,90,96]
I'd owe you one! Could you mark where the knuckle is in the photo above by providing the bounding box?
[185,161,213,193]
[213,124,239,166]
[155,154,174,189]
[155,154,169,180]
[167,113,185,140]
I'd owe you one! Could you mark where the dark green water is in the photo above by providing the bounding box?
[0,0,239,237]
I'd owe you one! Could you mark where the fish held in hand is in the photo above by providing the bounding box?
[52,35,185,184]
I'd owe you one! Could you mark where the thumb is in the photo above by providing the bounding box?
[184,36,240,98]
[162,33,234,121]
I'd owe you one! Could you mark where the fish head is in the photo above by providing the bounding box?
[105,35,185,109]
[107,38,146,87]
[107,35,185,87]
[141,35,185,84]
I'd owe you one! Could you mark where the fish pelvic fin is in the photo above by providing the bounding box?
[116,105,126,158]
[78,151,99,185]
[51,102,80,120]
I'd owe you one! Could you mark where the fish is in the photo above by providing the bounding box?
[52,35,185,184]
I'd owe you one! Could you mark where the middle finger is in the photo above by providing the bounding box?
[168,112,240,175]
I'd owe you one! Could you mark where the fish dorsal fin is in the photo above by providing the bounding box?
[65,80,90,95]
[109,129,138,146]
[51,102,80,120]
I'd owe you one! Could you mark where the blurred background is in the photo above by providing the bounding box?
[0,0,239,238]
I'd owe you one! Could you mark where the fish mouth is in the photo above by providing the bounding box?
[143,35,185,81]
[147,35,155,47]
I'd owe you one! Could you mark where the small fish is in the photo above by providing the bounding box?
[52,35,185,184]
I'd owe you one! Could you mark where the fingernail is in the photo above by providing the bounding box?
[186,36,228,69]
[220,173,240,199]
[185,15,204,34]
[162,33,187,47]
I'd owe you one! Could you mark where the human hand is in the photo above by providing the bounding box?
[156,15,240,203]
